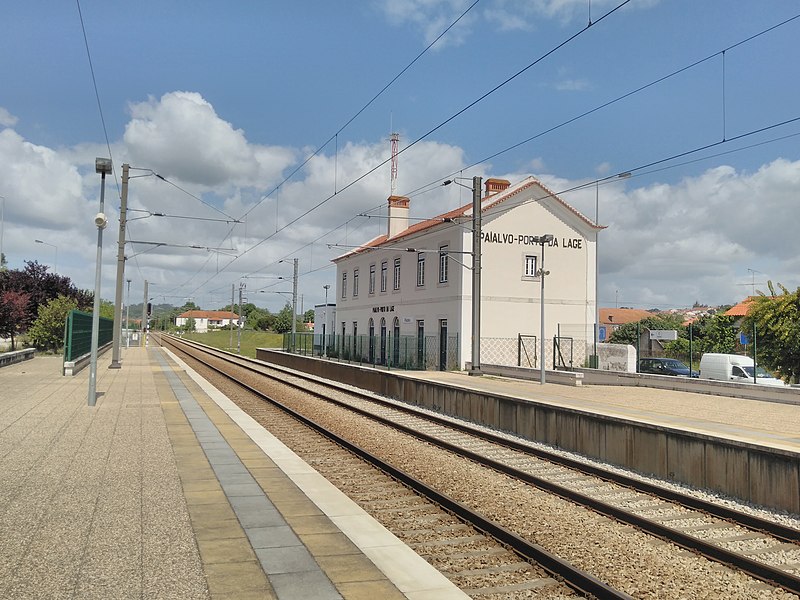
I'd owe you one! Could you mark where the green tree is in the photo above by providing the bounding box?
[608,314,685,346]
[274,303,295,334]
[27,295,78,352]
[303,309,315,323]
[741,282,800,383]
[690,314,737,355]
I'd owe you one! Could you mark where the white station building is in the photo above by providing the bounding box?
[332,177,600,370]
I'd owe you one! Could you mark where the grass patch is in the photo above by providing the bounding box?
[181,330,283,358]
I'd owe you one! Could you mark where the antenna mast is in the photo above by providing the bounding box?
[390,132,399,195]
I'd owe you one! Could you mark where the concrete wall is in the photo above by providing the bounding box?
[63,342,112,376]
[257,348,800,513]
[0,348,35,368]
[576,367,800,406]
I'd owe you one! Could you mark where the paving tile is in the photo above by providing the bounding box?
[299,532,361,557]
[187,502,237,522]
[287,514,343,535]
[245,525,302,549]
[335,579,408,600]
[204,560,272,595]
[314,552,390,584]
[255,546,320,575]
[185,489,229,505]
[193,519,248,542]
[224,482,265,497]
[269,492,325,517]
[269,570,342,600]
[197,537,257,564]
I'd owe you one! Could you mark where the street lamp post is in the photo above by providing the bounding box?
[34,239,58,274]
[88,157,112,406]
[322,284,330,357]
[533,234,554,385]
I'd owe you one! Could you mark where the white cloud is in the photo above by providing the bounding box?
[0,129,85,229]
[554,78,590,91]
[594,159,800,307]
[0,107,18,128]
[376,0,657,42]
[1,86,794,313]
[123,91,295,189]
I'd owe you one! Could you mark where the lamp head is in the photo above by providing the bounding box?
[94,212,108,229]
[95,157,112,174]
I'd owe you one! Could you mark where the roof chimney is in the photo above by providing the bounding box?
[484,178,510,197]
[387,195,409,238]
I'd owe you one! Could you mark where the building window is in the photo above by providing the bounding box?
[369,264,376,295]
[524,254,538,278]
[353,268,359,297]
[417,253,425,287]
[393,258,401,290]
[439,245,449,283]
[341,272,347,298]
[380,261,388,292]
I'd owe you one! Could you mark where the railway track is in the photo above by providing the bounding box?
[157,334,800,598]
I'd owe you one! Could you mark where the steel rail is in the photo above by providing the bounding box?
[160,335,633,600]
[161,334,800,543]
[160,335,800,594]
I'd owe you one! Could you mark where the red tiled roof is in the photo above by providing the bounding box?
[600,308,654,325]
[724,298,756,317]
[334,176,601,261]
[177,310,239,320]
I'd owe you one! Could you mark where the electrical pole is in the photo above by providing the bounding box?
[291,258,298,348]
[237,281,245,354]
[229,284,234,349]
[469,176,482,375]
[110,163,129,369]
[141,280,148,348]
[125,278,131,349]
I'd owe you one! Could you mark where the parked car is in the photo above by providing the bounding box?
[638,357,698,377]
[699,353,786,386]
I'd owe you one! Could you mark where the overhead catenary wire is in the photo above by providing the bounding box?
[152,8,799,308]
[402,12,800,200]
[237,0,484,223]
[185,0,634,297]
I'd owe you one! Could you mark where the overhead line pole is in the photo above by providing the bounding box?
[110,163,129,369]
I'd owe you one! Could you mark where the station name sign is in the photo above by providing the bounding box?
[480,231,584,249]
[372,305,395,313]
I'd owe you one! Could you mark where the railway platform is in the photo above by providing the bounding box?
[0,347,466,600]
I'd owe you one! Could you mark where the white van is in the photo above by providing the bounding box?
[699,353,786,386]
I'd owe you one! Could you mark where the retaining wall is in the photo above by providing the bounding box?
[256,348,800,513]
[0,348,35,368]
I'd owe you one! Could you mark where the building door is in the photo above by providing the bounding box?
[380,318,387,365]
[392,317,400,367]
[368,319,375,364]
[417,320,425,368]
[439,319,448,371]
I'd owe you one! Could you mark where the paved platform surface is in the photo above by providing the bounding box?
[0,347,467,600]
[404,371,800,453]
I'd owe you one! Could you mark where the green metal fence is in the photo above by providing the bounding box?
[63,309,114,362]
[282,332,460,371]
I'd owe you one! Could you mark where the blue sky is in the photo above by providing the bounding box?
[2,0,799,312]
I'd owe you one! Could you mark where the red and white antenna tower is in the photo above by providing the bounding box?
[390,132,399,195]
